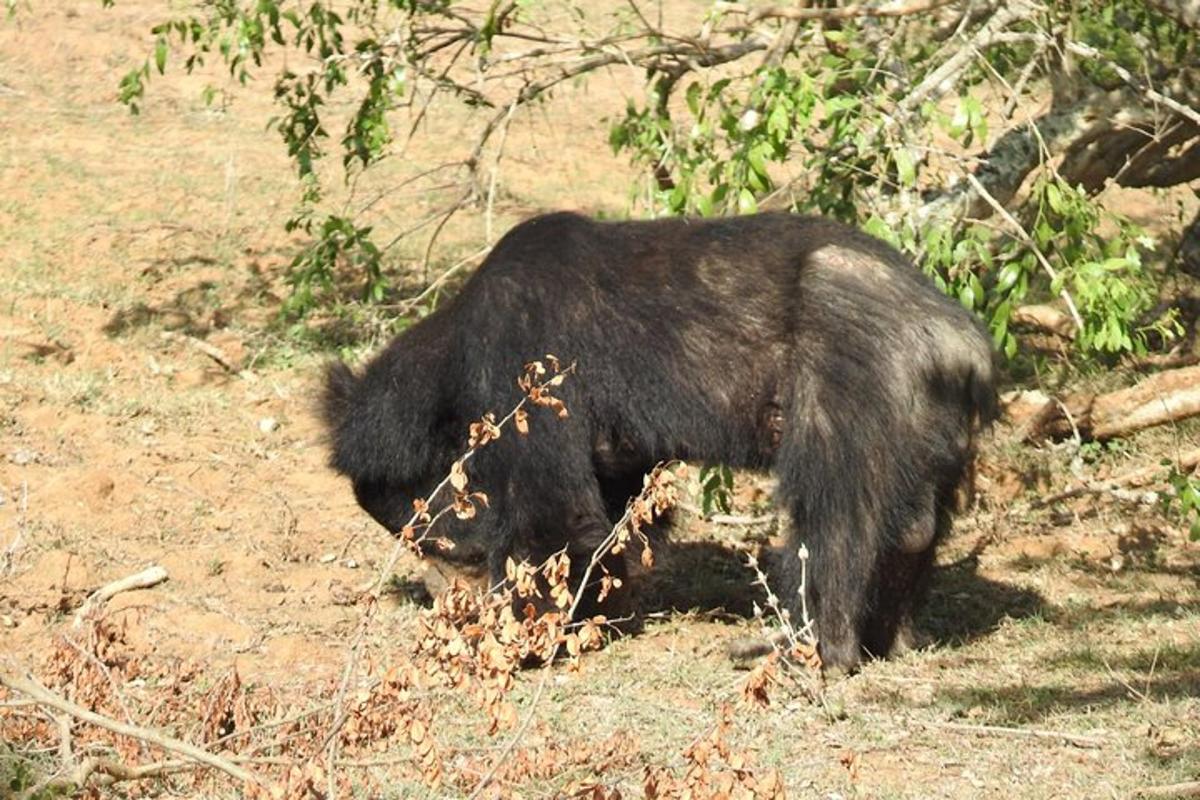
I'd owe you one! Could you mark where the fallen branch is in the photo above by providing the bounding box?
[19,757,199,799]
[1026,366,1200,442]
[0,671,266,787]
[160,331,240,373]
[923,720,1104,749]
[73,565,169,628]
[1032,447,1200,509]
[1137,780,1200,798]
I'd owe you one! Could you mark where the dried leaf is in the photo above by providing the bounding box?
[450,460,468,491]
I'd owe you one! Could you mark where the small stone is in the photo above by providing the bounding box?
[319,553,337,564]
[343,559,359,569]
[258,417,279,433]
[329,580,357,606]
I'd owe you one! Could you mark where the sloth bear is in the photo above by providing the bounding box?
[322,211,997,672]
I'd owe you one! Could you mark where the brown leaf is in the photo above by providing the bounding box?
[450,460,468,491]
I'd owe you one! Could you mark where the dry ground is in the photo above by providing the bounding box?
[1,3,1198,798]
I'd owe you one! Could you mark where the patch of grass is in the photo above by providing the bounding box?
[0,744,52,800]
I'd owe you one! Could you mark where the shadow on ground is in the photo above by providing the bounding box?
[920,554,1046,646]
[937,650,1200,725]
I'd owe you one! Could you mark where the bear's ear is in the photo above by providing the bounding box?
[321,360,359,432]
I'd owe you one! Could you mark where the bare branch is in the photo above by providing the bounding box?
[1032,447,1200,509]
[73,565,169,628]
[897,0,1036,119]
[0,671,266,787]
[734,0,958,23]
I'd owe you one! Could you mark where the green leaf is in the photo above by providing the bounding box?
[154,37,168,74]
[686,81,702,117]
[996,262,1021,293]
[958,283,976,310]
[894,147,915,187]
[767,101,790,137]
[737,188,757,215]
[1045,182,1065,214]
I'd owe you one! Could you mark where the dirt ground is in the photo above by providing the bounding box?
[1,3,1198,799]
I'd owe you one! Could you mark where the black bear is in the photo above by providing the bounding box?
[322,211,997,672]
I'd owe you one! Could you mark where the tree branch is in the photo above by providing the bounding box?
[964,171,1085,335]
[1065,40,1200,129]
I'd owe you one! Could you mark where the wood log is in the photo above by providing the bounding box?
[1010,305,1077,339]
[1026,366,1200,442]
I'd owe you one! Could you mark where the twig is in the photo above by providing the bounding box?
[924,720,1104,748]
[420,187,475,281]
[897,1,1035,118]
[709,512,778,526]
[0,671,266,786]
[160,331,239,373]
[323,608,372,799]
[964,171,1085,335]
[382,244,491,316]
[485,99,521,245]
[60,634,143,754]
[73,565,169,628]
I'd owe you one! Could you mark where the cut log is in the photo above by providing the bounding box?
[1026,366,1200,442]
[1010,305,1077,339]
